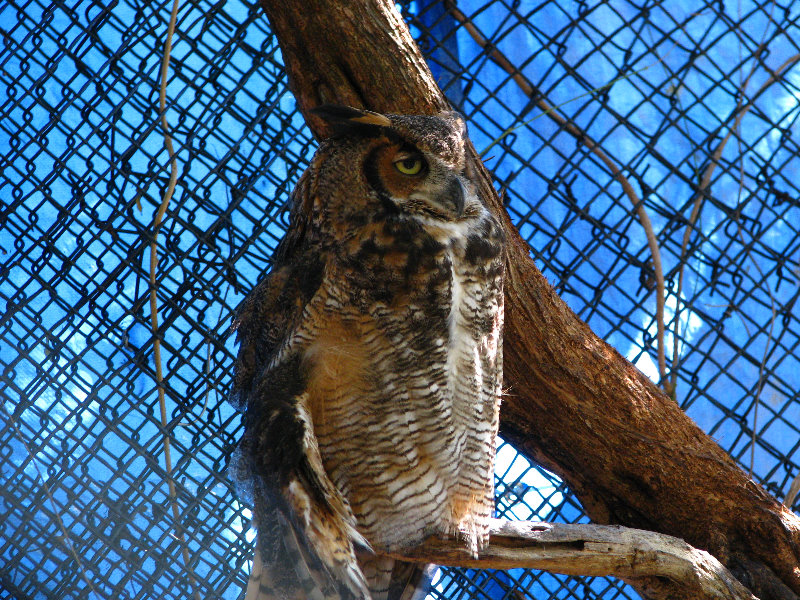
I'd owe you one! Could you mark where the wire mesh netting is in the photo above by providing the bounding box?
[2,0,799,599]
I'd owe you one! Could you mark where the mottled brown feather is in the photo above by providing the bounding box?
[232,106,505,600]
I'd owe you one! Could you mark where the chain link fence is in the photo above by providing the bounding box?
[2,0,798,598]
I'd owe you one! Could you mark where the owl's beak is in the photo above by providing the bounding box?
[445,177,466,217]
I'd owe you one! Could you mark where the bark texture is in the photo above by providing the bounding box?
[258,1,800,599]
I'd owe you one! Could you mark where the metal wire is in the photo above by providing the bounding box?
[2,0,799,599]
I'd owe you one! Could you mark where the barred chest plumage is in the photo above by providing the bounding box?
[234,106,506,600]
[304,207,504,554]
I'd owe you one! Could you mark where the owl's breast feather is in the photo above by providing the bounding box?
[298,213,503,554]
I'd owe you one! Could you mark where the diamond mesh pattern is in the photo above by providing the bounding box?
[2,1,799,599]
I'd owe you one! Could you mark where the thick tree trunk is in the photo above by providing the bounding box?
[258,1,800,599]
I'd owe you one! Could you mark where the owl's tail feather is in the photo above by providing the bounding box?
[244,509,358,600]
[360,555,436,600]
[281,474,371,599]
[243,542,328,600]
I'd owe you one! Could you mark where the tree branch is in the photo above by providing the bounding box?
[382,520,758,600]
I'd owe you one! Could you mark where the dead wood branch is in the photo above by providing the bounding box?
[382,520,758,600]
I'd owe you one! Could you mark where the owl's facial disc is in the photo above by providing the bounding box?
[369,143,467,221]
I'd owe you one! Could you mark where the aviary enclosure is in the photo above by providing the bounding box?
[2,1,799,599]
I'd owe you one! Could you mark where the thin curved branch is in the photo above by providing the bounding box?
[383,520,759,600]
[670,49,800,391]
[150,2,202,598]
[786,473,800,509]
[445,0,668,385]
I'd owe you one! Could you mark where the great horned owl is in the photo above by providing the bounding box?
[232,105,505,600]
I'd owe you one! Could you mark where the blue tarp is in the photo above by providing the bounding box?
[2,1,798,599]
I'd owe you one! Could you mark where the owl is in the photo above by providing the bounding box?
[231,105,505,600]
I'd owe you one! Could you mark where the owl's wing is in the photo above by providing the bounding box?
[232,173,371,600]
[231,167,319,398]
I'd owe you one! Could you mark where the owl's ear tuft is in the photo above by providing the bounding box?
[311,105,392,137]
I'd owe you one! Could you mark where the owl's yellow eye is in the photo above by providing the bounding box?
[394,156,425,176]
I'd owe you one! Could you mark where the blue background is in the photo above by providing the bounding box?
[2,1,799,598]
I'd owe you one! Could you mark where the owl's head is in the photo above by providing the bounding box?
[309,105,481,229]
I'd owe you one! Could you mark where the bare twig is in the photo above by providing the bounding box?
[644,18,707,391]
[446,1,669,386]
[730,46,779,476]
[383,520,758,600]
[727,4,780,476]
[178,284,229,428]
[669,5,776,390]
[738,236,777,477]
[149,2,202,598]
[785,473,800,510]
[670,42,800,391]
[727,249,778,478]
